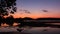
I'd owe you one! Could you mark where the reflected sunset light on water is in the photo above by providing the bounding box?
[1,23,20,27]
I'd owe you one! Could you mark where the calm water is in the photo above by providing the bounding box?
[0,26,60,34]
[0,23,60,34]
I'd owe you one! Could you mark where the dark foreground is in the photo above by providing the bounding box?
[0,32,60,34]
[0,32,31,34]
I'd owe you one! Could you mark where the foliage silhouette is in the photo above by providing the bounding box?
[5,15,14,26]
[0,16,60,28]
[0,0,16,16]
[0,0,16,26]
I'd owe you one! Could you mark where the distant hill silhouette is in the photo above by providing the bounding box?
[36,18,60,20]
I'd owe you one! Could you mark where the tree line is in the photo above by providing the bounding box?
[0,15,60,28]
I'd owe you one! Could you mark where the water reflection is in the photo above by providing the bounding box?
[1,23,9,27]
[1,23,20,27]
[21,27,60,34]
[0,22,60,34]
[13,23,20,26]
[0,26,60,34]
[0,26,19,32]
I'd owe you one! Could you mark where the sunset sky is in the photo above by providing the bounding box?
[12,0,60,18]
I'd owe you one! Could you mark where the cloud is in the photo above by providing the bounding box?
[20,9,31,14]
[24,10,31,14]
[42,10,48,12]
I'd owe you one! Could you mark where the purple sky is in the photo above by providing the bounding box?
[13,0,60,18]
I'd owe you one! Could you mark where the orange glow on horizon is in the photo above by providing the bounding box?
[12,13,60,19]
[3,12,60,19]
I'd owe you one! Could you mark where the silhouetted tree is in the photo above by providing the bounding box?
[5,15,14,26]
[0,16,3,26]
[0,0,17,16]
[0,0,16,26]
[0,15,5,26]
